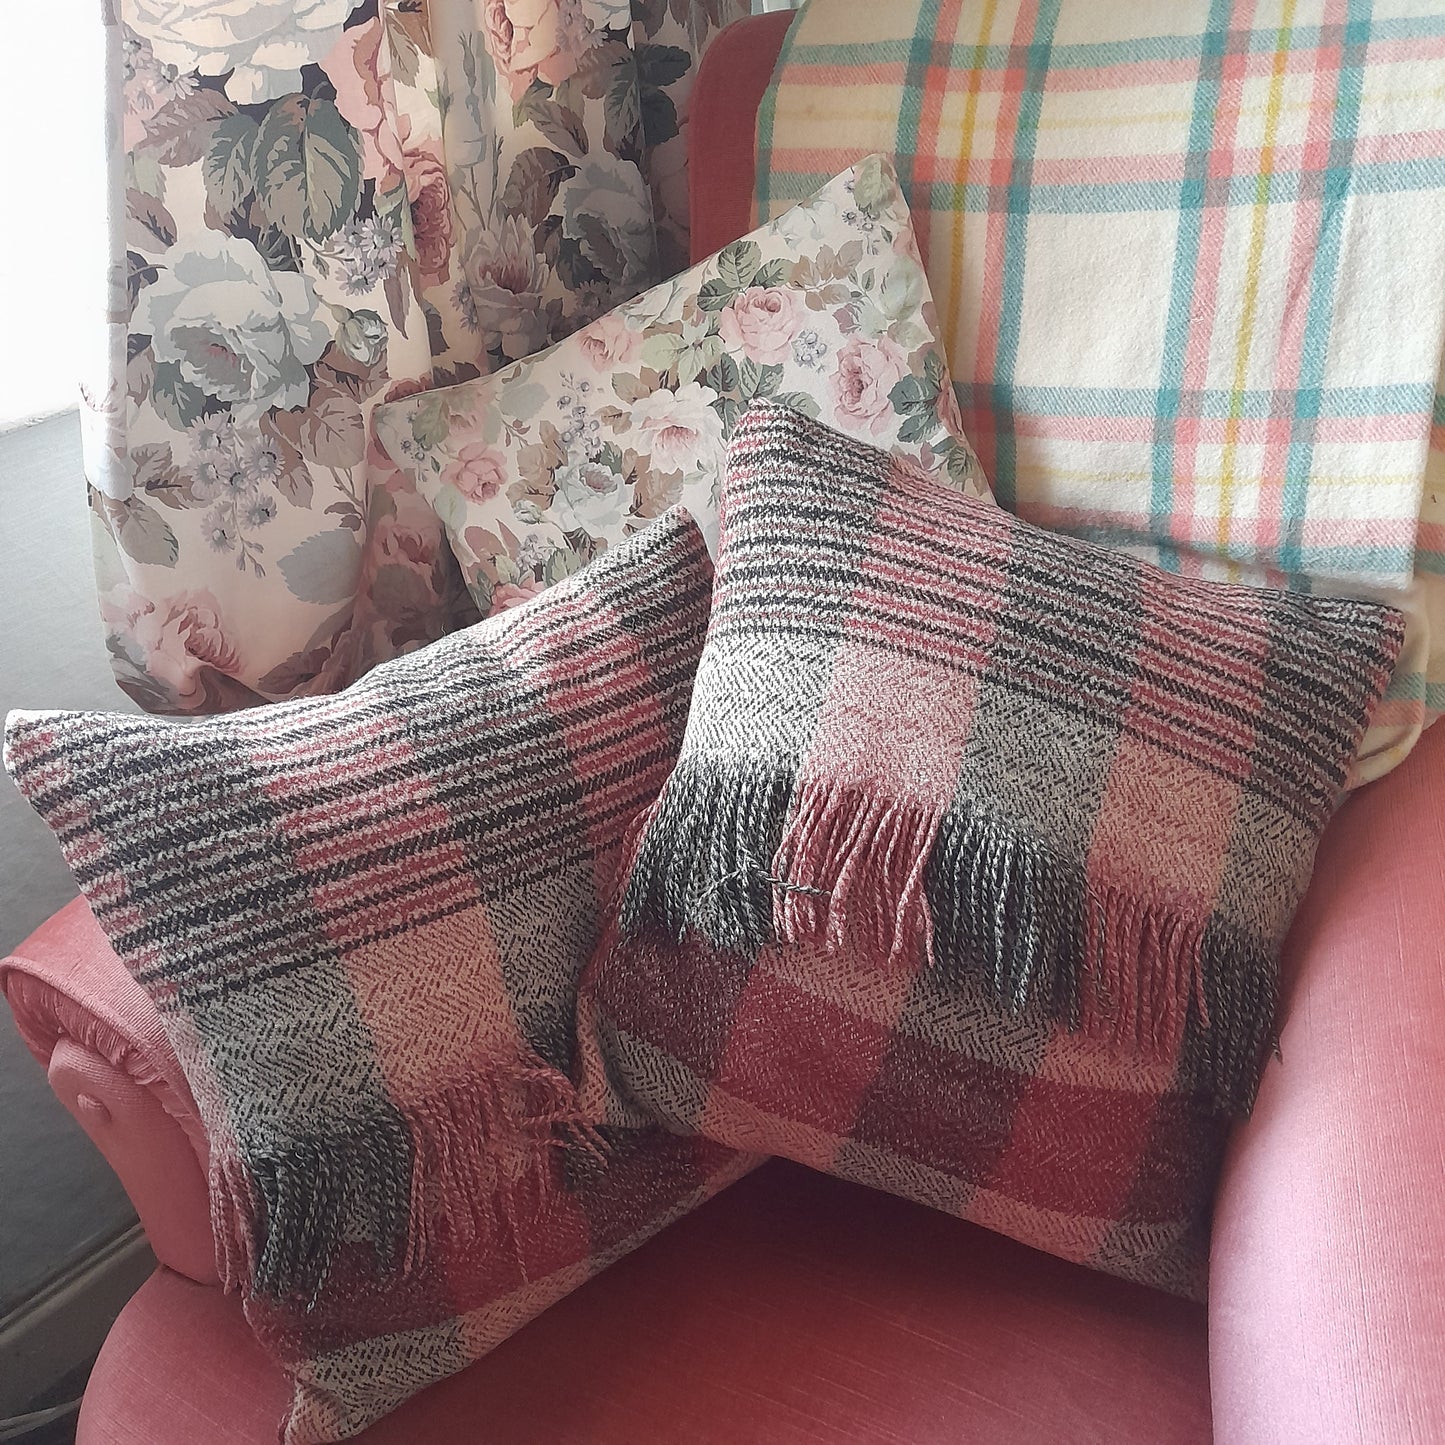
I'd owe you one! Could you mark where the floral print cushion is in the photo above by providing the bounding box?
[374,157,989,612]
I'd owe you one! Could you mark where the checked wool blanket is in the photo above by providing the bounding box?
[754,0,1445,782]
[577,400,1402,1296]
[5,510,755,1444]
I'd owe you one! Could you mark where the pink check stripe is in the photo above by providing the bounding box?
[784,35,1445,97]
[1011,411,1421,446]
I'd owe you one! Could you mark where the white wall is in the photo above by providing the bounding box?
[0,0,132,1323]
[0,413,139,1318]
[0,0,107,428]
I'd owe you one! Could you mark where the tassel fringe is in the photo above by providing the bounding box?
[618,760,1277,1116]
[620,756,796,956]
[212,1050,604,1302]
[772,777,941,968]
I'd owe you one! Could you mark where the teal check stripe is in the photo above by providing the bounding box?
[954,382,1438,419]
[780,12,1445,71]
[990,0,1062,510]
[1150,0,1232,543]
[747,158,1445,215]
[1279,1,1371,575]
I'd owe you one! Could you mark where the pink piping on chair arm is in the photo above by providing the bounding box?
[1,895,216,1284]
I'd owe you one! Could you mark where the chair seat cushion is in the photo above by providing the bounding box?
[83,1161,1210,1445]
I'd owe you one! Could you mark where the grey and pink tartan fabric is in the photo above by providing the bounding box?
[5,510,755,1445]
[578,400,1404,1296]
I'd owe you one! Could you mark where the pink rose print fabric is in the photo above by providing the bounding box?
[374,158,990,616]
[832,335,910,437]
[89,0,744,715]
[444,442,510,503]
[718,288,804,367]
[479,0,593,101]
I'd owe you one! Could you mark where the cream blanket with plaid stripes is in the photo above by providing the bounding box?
[755,0,1445,779]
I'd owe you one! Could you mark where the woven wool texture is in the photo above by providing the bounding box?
[5,509,755,1445]
[752,0,1445,782]
[578,400,1404,1296]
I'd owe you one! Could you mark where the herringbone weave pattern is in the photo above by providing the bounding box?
[579,401,1402,1296]
[5,509,754,1445]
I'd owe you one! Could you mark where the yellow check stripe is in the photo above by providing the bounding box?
[947,0,1000,355]
[1219,1,1297,547]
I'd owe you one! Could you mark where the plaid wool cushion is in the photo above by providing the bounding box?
[578,401,1404,1295]
[5,509,754,1445]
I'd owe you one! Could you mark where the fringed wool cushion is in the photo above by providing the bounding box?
[5,510,754,1445]
[578,401,1405,1296]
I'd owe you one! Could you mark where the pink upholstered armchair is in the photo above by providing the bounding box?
[8,687,1444,1445]
[5,16,1445,1442]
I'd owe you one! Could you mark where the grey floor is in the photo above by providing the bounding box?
[0,411,138,1318]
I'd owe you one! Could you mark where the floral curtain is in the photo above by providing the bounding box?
[87,0,743,714]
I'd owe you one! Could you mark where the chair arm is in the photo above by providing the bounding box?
[1,896,217,1284]
[688,10,794,265]
[1209,722,1445,1444]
